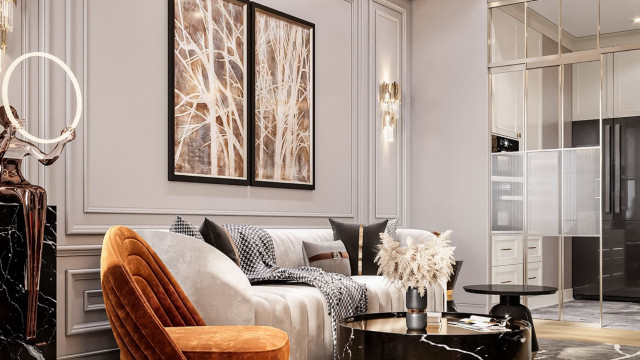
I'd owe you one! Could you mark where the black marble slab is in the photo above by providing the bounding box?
[0,204,56,359]
[338,312,531,360]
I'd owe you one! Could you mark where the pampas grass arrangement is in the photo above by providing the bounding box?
[375,230,456,297]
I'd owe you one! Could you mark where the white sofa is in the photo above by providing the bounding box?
[139,228,446,360]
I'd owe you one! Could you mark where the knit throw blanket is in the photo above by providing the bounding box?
[224,225,368,359]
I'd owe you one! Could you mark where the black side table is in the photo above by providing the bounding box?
[463,284,557,354]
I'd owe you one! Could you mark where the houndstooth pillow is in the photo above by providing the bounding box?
[385,218,398,241]
[169,215,204,241]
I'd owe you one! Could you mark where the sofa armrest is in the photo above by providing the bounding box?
[138,230,255,326]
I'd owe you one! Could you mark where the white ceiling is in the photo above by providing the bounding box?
[528,0,640,38]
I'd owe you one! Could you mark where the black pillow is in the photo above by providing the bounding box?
[329,218,388,275]
[169,215,204,241]
[199,218,241,267]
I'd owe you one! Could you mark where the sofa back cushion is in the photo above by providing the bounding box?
[266,229,334,268]
[266,228,438,269]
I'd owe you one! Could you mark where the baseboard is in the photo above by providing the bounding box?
[528,289,574,310]
[57,348,119,360]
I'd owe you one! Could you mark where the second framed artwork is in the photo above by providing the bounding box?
[168,0,315,190]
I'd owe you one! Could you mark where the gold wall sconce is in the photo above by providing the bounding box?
[380,81,400,143]
[0,0,16,67]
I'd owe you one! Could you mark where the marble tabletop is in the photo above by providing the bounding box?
[337,312,532,360]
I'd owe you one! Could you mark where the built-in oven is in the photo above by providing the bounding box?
[492,134,519,153]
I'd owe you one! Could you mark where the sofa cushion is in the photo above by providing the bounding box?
[198,218,241,267]
[302,240,350,276]
[169,216,204,241]
[166,325,289,360]
[329,219,388,275]
[386,218,399,241]
[267,229,335,269]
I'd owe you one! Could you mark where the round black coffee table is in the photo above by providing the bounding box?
[337,312,531,359]
[464,284,557,353]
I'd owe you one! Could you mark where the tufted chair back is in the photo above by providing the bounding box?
[100,225,206,360]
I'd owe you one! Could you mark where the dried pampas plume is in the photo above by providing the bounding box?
[375,230,456,297]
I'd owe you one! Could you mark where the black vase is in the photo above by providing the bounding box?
[406,287,428,330]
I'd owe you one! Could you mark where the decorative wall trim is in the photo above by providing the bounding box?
[58,245,103,257]
[57,348,119,360]
[84,289,105,312]
[369,0,409,227]
[65,269,111,336]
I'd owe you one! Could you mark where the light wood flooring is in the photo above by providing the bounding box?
[536,320,640,346]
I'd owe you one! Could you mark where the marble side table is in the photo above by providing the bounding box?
[0,204,57,359]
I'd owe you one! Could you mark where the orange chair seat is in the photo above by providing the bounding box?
[166,326,289,360]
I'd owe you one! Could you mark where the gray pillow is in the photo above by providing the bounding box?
[302,240,351,277]
[169,215,204,241]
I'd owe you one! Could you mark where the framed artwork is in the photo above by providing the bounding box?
[250,3,315,190]
[169,0,249,185]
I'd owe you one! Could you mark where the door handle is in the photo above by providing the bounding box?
[614,124,621,214]
[500,280,512,284]
[604,124,611,213]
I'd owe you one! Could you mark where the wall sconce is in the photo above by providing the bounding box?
[0,0,16,69]
[380,81,400,143]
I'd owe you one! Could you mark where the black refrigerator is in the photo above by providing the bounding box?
[572,117,640,302]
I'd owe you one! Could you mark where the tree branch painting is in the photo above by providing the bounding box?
[252,5,315,189]
[170,0,248,184]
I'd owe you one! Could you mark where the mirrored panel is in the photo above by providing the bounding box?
[492,70,524,139]
[600,0,640,48]
[527,151,561,235]
[527,66,560,150]
[526,0,560,57]
[492,153,524,233]
[561,0,598,52]
[564,236,601,323]
[563,148,600,235]
[528,236,561,321]
[491,4,526,63]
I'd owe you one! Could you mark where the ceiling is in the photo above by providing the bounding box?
[528,0,640,38]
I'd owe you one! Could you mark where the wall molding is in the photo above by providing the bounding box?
[369,0,409,227]
[65,269,111,336]
[58,245,103,257]
[57,348,119,360]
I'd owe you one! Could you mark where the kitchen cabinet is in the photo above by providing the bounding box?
[572,54,613,121]
[614,49,640,118]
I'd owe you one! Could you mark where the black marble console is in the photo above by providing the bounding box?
[0,204,57,359]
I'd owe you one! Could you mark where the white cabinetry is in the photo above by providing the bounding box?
[572,50,640,121]
[492,71,524,139]
[491,235,543,303]
[490,9,543,139]
[614,49,640,118]
[572,54,613,121]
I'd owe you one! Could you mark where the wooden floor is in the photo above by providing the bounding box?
[536,320,640,346]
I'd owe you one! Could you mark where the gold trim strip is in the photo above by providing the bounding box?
[358,224,364,275]
[447,290,454,301]
[407,309,427,314]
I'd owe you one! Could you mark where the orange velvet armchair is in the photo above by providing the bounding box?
[100,225,290,360]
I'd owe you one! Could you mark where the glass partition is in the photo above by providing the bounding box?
[491,70,524,139]
[490,4,526,63]
[561,0,598,52]
[489,0,640,329]
[527,66,560,151]
[526,0,560,57]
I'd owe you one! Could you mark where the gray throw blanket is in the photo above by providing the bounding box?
[224,225,368,359]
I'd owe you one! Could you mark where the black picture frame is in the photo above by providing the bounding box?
[168,0,250,185]
[249,3,316,190]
